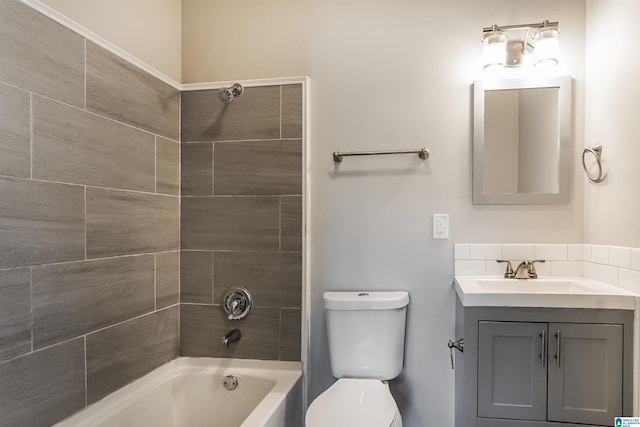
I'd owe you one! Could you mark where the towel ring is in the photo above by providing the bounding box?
[582,144,604,183]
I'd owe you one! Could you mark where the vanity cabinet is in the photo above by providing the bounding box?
[478,321,623,425]
[454,302,633,427]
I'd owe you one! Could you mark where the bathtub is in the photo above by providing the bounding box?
[55,357,303,427]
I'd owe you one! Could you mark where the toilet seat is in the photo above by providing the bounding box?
[305,378,398,427]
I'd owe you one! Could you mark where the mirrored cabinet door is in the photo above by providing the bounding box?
[473,76,572,205]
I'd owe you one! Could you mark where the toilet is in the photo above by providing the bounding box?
[306,291,410,427]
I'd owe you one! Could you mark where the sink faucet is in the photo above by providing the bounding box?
[497,259,545,279]
[514,261,533,279]
[221,329,241,349]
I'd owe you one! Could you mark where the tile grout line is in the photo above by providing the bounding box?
[278,307,282,361]
[181,137,301,144]
[279,197,282,251]
[0,170,180,198]
[178,90,182,354]
[31,264,163,355]
[211,250,216,305]
[154,253,157,311]
[29,93,33,179]
[181,249,301,254]
[29,267,33,352]
[180,301,301,310]
[211,142,216,196]
[84,186,87,260]
[83,38,87,111]
[181,194,300,198]
[28,90,177,141]
[154,135,157,194]
[8,304,182,366]
[279,85,283,139]
[83,335,88,407]
[0,249,178,273]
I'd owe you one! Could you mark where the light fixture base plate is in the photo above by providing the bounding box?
[505,41,534,67]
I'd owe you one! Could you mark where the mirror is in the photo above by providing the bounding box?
[473,76,571,204]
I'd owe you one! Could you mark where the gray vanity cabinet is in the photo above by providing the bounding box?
[547,323,623,425]
[477,321,547,421]
[455,302,633,427]
[477,321,623,425]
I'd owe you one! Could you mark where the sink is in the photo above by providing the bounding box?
[474,278,595,294]
[454,276,636,309]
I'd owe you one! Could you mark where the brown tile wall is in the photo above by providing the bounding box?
[180,84,303,362]
[0,1,180,425]
[0,2,304,424]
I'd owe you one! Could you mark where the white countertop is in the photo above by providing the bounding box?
[454,276,637,310]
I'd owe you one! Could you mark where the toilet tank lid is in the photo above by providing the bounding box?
[323,291,409,310]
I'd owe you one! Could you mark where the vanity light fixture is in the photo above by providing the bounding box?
[481,20,559,72]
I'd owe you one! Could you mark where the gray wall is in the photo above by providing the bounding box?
[179,85,303,361]
[0,1,180,425]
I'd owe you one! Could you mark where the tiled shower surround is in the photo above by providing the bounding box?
[0,2,303,425]
[0,1,180,425]
[179,85,303,361]
[0,1,182,425]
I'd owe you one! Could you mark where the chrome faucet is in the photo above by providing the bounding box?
[514,261,533,279]
[497,259,545,279]
[221,329,241,349]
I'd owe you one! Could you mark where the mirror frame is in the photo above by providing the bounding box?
[473,76,572,204]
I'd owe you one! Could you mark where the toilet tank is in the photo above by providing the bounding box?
[323,291,410,380]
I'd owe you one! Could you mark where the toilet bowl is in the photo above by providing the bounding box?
[306,378,401,427]
[305,291,409,427]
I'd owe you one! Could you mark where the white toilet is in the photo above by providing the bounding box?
[305,291,410,427]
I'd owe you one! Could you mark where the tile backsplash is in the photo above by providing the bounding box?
[455,243,640,295]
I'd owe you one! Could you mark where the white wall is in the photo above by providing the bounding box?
[181,0,306,84]
[302,3,585,424]
[38,0,182,82]
[585,0,640,248]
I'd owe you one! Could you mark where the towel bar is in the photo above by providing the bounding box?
[333,148,429,163]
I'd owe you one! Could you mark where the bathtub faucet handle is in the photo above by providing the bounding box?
[221,329,242,349]
[221,287,253,320]
[228,299,240,319]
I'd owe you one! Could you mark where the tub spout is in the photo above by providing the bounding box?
[221,329,241,349]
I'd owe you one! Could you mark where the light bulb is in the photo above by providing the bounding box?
[481,30,507,72]
[533,26,559,69]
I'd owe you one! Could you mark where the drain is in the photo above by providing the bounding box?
[223,375,238,391]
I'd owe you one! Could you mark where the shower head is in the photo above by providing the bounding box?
[218,83,244,104]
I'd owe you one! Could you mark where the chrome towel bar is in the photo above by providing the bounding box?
[333,148,429,163]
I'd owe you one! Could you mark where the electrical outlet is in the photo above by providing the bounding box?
[433,214,449,239]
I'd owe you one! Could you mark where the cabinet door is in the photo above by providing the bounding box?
[548,323,623,425]
[478,321,547,421]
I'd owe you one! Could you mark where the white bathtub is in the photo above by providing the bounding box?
[55,358,303,427]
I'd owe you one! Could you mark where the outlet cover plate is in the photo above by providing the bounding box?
[433,214,449,239]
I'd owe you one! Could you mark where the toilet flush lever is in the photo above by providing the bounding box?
[447,338,464,370]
